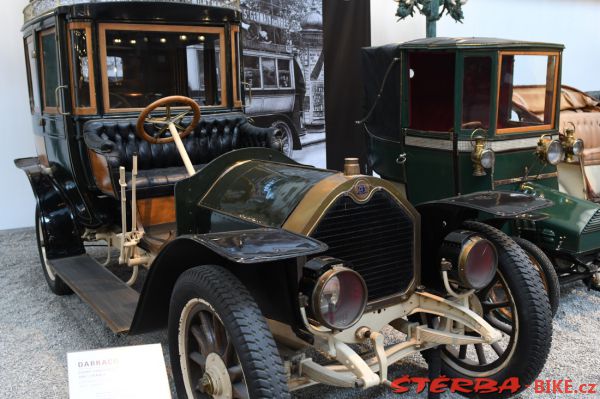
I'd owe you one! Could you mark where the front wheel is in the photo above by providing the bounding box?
[168,265,290,399]
[436,221,552,398]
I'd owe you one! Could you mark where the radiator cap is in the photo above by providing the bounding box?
[344,158,360,176]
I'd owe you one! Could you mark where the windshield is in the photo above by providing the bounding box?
[99,24,226,112]
[497,52,559,133]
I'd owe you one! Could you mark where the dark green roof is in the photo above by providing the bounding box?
[398,37,564,51]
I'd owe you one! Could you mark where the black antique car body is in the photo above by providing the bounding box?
[16,2,553,398]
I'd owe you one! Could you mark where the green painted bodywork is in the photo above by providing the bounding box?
[365,38,600,256]
[175,148,320,235]
[200,160,335,227]
[517,183,600,254]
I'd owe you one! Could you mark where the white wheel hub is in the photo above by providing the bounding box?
[202,352,232,399]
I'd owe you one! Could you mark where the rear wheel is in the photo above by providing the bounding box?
[35,207,72,295]
[512,236,560,316]
[430,221,552,398]
[168,265,290,399]
[271,120,294,157]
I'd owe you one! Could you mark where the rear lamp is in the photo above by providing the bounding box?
[537,136,563,165]
[300,257,367,330]
[439,231,498,290]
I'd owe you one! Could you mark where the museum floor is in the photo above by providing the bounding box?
[1,227,599,398]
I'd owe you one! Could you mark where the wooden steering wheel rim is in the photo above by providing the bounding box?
[136,95,201,144]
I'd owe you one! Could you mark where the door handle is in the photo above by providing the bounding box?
[396,153,407,165]
[54,85,70,116]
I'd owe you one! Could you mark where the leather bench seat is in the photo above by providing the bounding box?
[84,113,280,199]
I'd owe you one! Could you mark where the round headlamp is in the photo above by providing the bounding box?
[300,257,367,330]
[479,148,496,169]
[572,138,584,156]
[537,138,563,165]
[440,231,498,290]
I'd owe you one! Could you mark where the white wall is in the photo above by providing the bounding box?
[0,0,36,229]
[371,0,600,90]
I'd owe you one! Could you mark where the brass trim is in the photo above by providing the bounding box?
[67,22,97,115]
[495,51,560,135]
[98,23,228,113]
[283,175,422,310]
[494,171,557,186]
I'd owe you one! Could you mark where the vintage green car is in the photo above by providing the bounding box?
[16,3,553,397]
[361,37,600,315]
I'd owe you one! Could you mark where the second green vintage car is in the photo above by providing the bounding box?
[362,37,600,315]
[16,3,552,396]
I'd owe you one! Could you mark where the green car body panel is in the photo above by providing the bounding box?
[362,37,600,262]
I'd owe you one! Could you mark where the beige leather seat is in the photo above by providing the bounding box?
[513,85,600,200]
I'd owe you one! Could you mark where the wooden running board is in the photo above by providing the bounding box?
[49,255,139,334]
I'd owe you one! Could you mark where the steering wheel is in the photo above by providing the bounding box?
[136,95,201,144]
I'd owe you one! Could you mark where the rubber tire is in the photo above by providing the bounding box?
[168,265,290,399]
[431,221,552,398]
[35,207,72,295]
[512,236,560,317]
[271,120,294,158]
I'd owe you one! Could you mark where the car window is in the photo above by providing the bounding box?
[39,28,59,112]
[408,52,455,132]
[243,55,261,88]
[497,53,558,133]
[261,57,277,88]
[68,23,96,114]
[277,59,291,88]
[462,56,492,130]
[24,35,41,114]
[100,24,226,111]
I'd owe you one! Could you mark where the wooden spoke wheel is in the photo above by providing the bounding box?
[169,265,290,399]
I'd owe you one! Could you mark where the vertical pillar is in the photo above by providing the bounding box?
[426,0,439,38]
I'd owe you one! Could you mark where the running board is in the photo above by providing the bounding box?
[49,254,139,334]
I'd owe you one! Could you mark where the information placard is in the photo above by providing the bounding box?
[67,343,171,399]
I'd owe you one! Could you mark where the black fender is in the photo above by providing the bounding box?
[129,228,327,334]
[248,113,302,150]
[416,190,553,290]
[15,157,84,259]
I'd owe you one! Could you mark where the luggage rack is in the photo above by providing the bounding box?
[23,0,240,23]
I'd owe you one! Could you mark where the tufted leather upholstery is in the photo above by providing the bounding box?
[84,113,280,198]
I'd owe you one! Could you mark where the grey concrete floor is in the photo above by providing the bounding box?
[1,227,600,399]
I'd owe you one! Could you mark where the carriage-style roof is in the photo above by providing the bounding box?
[397,37,564,51]
[24,0,240,23]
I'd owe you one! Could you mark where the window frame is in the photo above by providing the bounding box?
[24,35,40,114]
[98,23,228,113]
[67,22,97,115]
[38,27,59,114]
[230,24,242,108]
[243,52,295,91]
[495,50,560,135]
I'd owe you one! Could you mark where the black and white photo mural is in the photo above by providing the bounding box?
[240,0,326,166]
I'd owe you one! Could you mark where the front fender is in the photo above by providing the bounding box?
[129,229,327,334]
[15,157,84,258]
[519,182,600,254]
